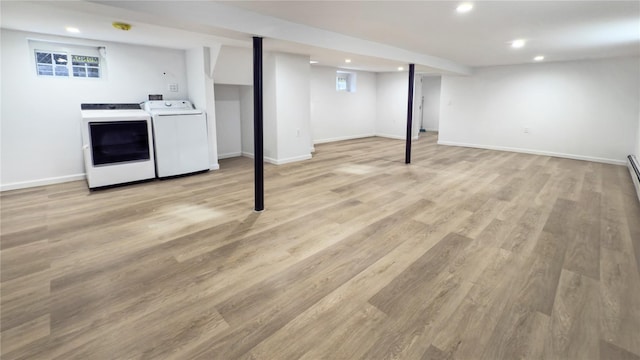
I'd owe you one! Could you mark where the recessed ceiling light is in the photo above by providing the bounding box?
[345,59,351,63]
[534,55,545,61]
[310,60,318,64]
[398,66,404,71]
[456,3,473,13]
[511,39,526,48]
[65,27,80,33]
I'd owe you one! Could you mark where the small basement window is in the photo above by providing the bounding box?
[30,40,103,79]
[71,55,100,78]
[35,51,69,77]
[336,71,356,92]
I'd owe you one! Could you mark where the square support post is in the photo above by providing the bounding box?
[253,37,264,211]
[405,63,415,164]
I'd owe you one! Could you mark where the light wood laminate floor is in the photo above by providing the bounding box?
[2,134,640,359]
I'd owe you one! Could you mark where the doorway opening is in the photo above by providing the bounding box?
[419,75,442,141]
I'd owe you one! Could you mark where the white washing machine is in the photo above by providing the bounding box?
[81,104,156,189]
[143,100,210,178]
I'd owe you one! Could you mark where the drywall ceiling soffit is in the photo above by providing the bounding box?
[0,1,438,74]
[6,2,636,73]
[85,0,640,69]
[0,1,466,73]
[0,1,251,50]
[89,0,471,75]
[225,1,640,67]
[262,38,449,74]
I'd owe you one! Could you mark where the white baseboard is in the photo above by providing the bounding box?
[437,140,627,166]
[265,154,312,165]
[313,134,375,144]
[210,163,220,170]
[241,152,311,165]
[376,133,420,141]
[315,134,421,144]
[373,133,404,140]
[217,152,242,160]
[1,173,86,192]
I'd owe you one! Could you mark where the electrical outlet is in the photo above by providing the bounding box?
[168,83,178,92]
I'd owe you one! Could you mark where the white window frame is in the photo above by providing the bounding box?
[336,71,357,93]
[29,40,105,80]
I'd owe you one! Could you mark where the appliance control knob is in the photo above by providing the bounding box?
[165,102,172,107]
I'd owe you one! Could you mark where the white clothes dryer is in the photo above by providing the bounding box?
[80,103,156,189]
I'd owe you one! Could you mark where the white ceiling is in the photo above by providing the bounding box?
[1,1,638,73]
[227,1,640,67]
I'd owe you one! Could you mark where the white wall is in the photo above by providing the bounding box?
[1,29,190,190]
[186,46,220,170]
[273,53,312,163]
[635,111,640,159]
[212,46,250,162]
[214,84,242,158]
[376,72,420,140]
[240,86,254,156]
[254,52,313,164]
[213,84,253,161]
[212,45,254,159]
[221,52,320,162]
[376,72,407,139]
[421,76,441,131]
[439,57,640,164]
[213,45,252,86]
[310,66,376,143]
[262,53,278,161]
[412,74,423,138]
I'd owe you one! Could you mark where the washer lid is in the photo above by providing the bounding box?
[143,100,202,115]
[149,109,203,116]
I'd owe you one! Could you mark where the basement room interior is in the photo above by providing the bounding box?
[1,1,639,359]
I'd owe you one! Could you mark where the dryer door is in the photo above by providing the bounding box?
[89,121,151,165]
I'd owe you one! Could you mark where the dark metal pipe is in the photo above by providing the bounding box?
[629,155,640,182]
[253,37,264,211]
[405,63,415,164]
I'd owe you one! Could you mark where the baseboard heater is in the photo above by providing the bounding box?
[628,155,640,203]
